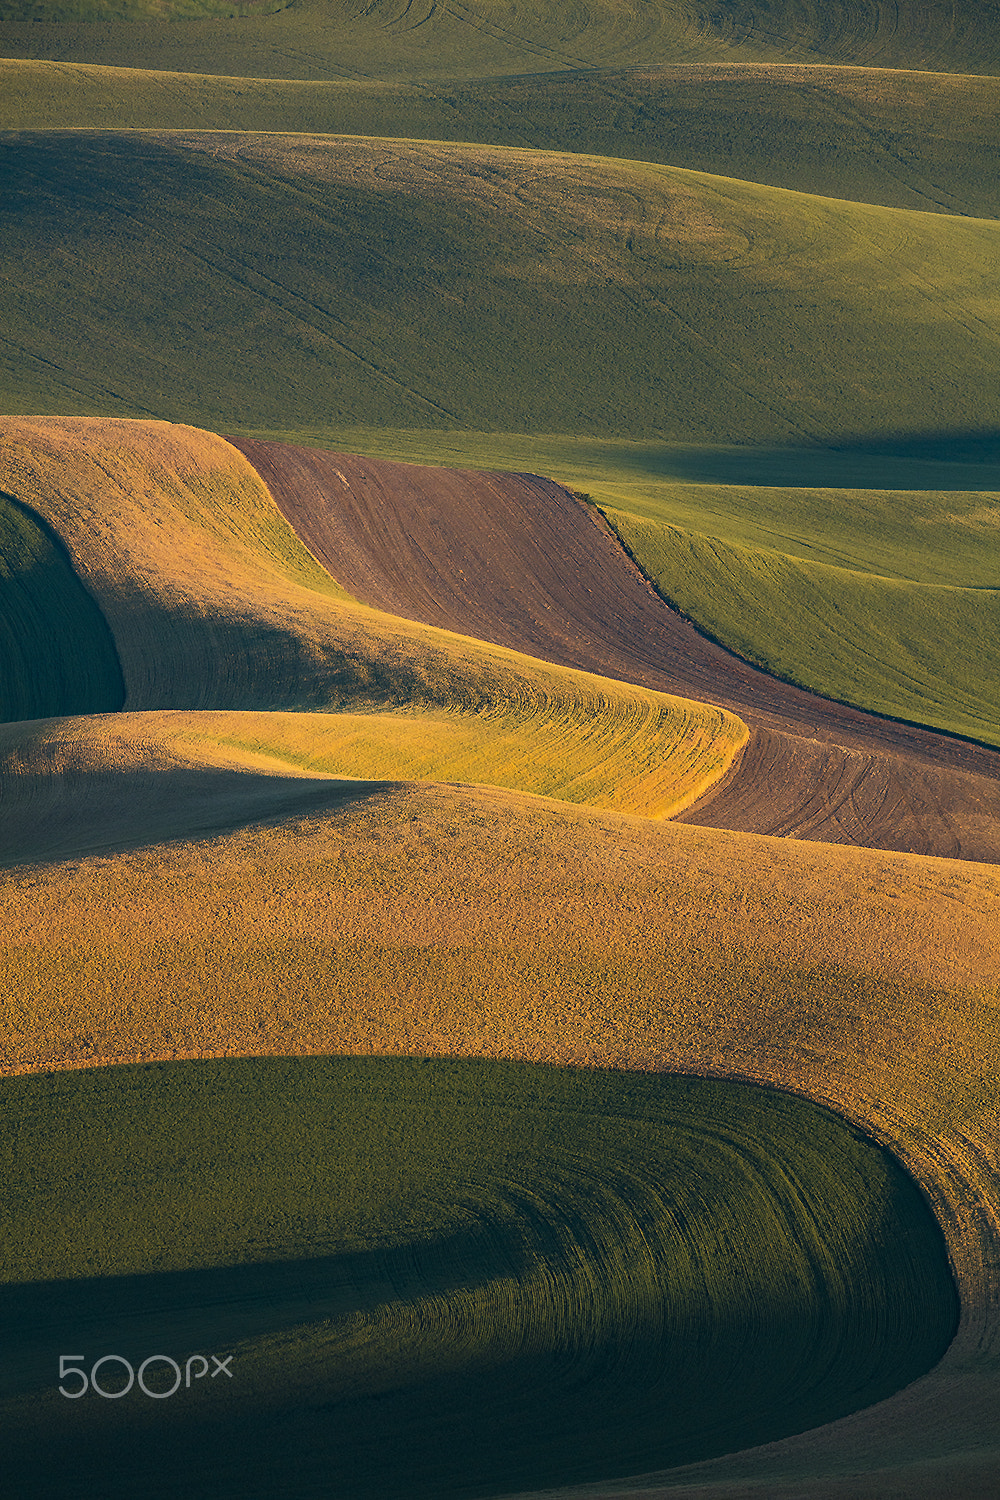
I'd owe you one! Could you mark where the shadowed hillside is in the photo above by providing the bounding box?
[3,0,1000,1493]
[0,488,124,719]
[0,1059,958,1497]
[2,781,998,1496]
[0,419,747,829]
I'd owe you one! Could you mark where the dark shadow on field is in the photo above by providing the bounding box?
[0,488,125,722]
[579,432,1000,491]
[826,427,1000,466]
[0,756,391,866]
[0,1056,960,1498]
[0,129,243,230]
[0,1229,958,1500]
[0,1220,531,1402]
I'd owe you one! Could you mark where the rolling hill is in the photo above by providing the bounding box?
[0,418,996,1500]
[0,419,746,830]
[3,132,1000,447]
[0,486,124,720]
[5,61,1000,219]
[2,772,999,1496]
[233,437,1000,860]
[0,1058,960,1497]
[3,0,1000,81]
[3,0,1000,1495]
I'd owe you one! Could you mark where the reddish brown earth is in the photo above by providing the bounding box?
[230,437,1000,863]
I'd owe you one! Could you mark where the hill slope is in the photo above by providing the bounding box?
[0,1058,958,1497]
[3,0,999,1492]
[3,0,1000,80]
[0,487,123,719]
[1,781,998,1495]
[4,134,1000,444]
[605,503,1000,748]
[6,62,1000,218]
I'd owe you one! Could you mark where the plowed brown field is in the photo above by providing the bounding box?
[231,438,1000,863]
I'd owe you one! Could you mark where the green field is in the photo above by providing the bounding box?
[217,424,1000,746]
[3,0,999,80]
[6,61,1000,218]
[0,1056,959,1497]
[4,131,1000,446]
[235,425,1000,490]
[4,33,1000,750]
[602,500,1000,746]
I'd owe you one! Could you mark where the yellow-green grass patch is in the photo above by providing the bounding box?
[605,508,1000,746]
[3,0,281,18]
[0,696,744,868]
[168,705,741,818]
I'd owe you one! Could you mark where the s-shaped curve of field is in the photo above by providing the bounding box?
[232,437,1000,863]
[3,779,1000,1497]
[0,416,746,847]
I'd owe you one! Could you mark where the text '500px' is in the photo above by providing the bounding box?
[59,1354,234,1398]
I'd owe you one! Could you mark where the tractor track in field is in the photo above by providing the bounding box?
[231,436,1000,863]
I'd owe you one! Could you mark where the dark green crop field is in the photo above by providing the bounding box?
[0,489,124,720]
[0,1057,958,1498]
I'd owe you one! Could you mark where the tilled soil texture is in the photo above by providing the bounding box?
[230,438,1000,862]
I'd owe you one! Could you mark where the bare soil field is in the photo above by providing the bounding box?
[232,438,1000,862]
